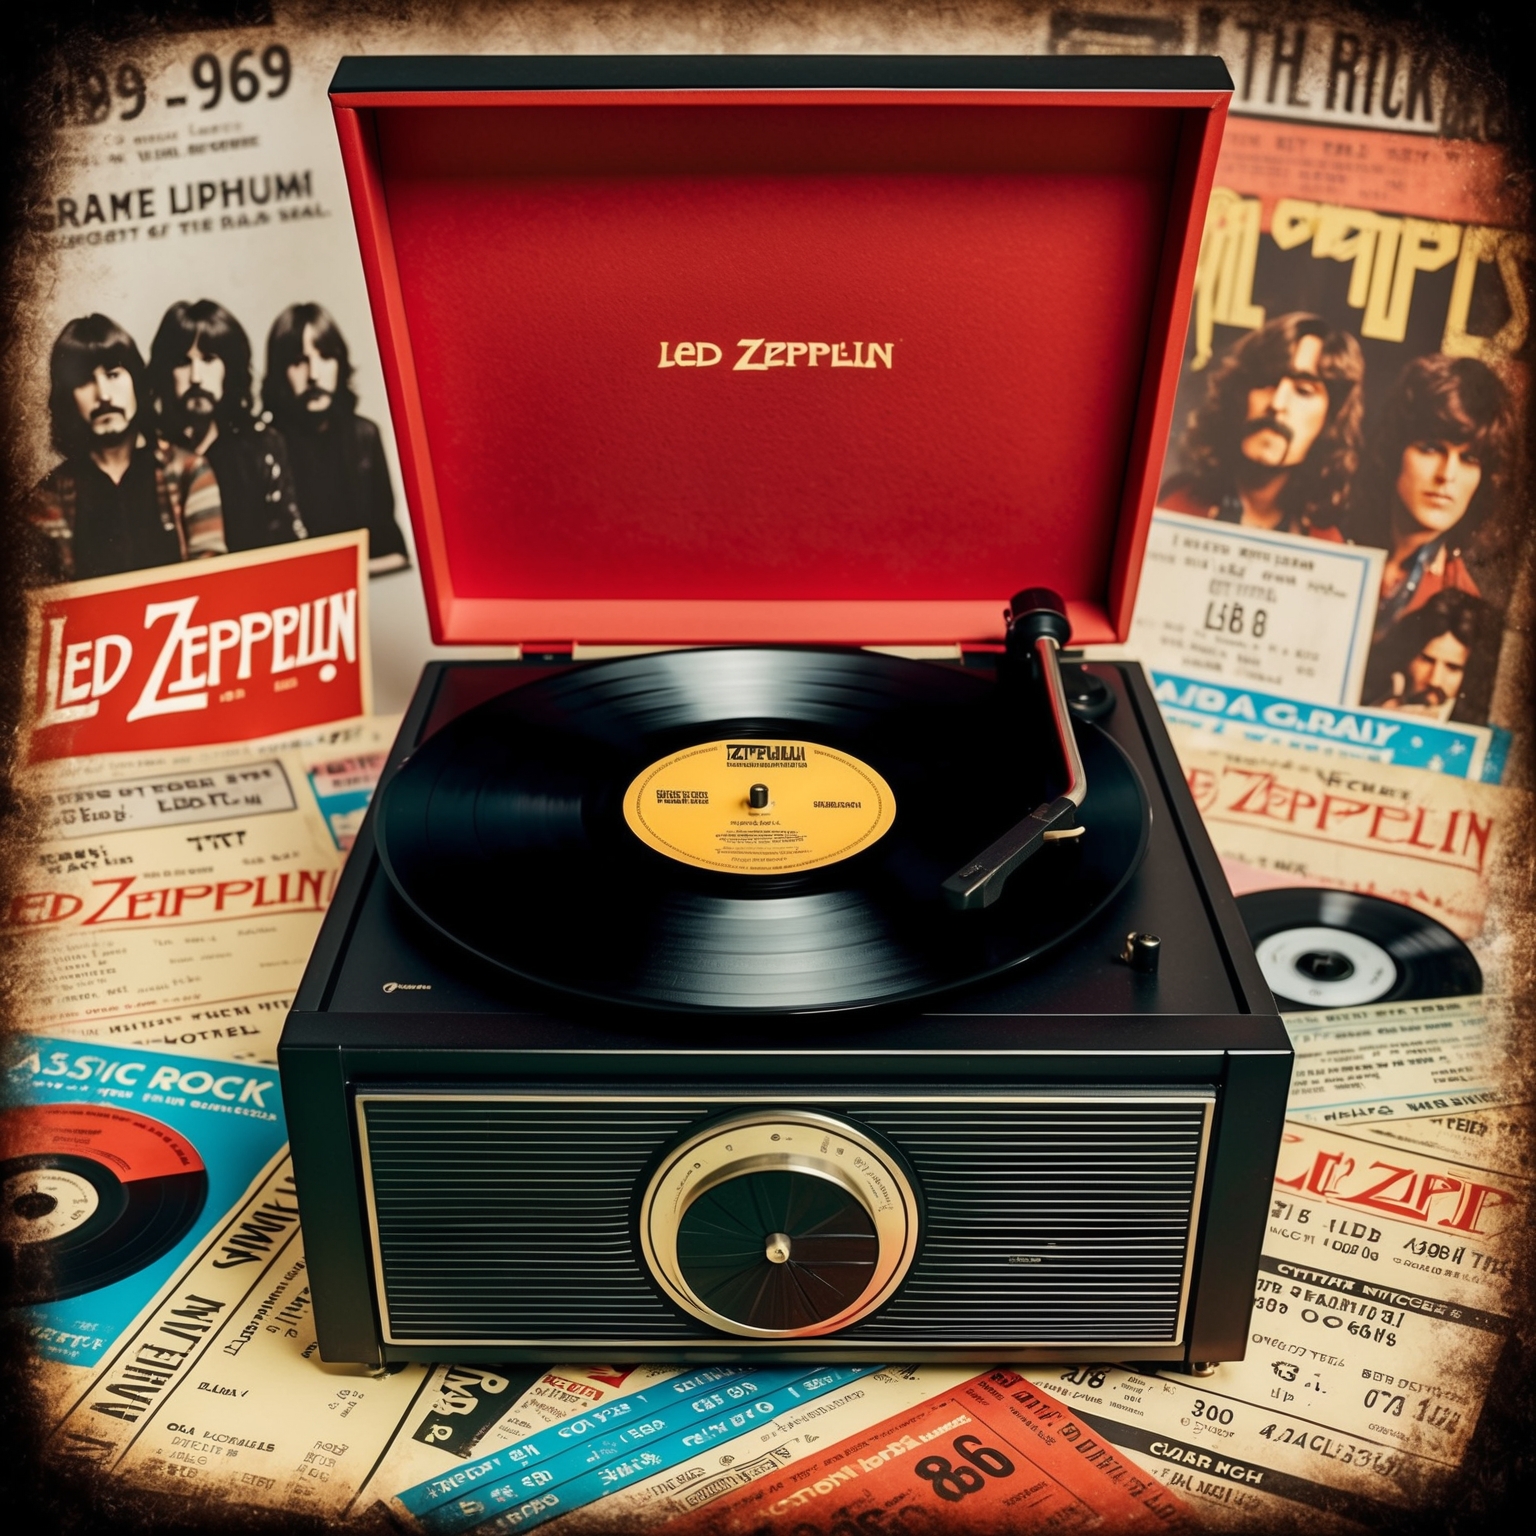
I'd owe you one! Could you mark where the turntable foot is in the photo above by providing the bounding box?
[1179,1361,1219,1378]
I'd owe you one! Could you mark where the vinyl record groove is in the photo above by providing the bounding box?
[378,648,1149,1013]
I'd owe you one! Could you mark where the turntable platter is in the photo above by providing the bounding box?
[376,647,1149,1013]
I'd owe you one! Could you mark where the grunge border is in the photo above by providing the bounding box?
[0,4,1530,1533]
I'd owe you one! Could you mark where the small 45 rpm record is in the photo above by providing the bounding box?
[377,647,1150,1014]
[2,1103,208,1304]
[1238,887,1482,1012]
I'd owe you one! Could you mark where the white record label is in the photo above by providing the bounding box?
[1256,925,1398,1008]
[3,1167,100,1245]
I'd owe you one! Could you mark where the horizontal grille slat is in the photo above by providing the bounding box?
[362,1093,1208,1345]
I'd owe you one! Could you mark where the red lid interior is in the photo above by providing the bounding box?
[334,68,1227,647]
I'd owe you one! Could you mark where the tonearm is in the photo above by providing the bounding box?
[941,588,1087,911]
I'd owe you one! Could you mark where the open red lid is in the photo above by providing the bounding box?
[332,56,1229,648]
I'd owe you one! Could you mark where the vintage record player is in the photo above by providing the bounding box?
[280,54,1292,1369]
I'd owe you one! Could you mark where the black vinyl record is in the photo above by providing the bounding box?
[377,647,1149,1014]
[1238,887,1483,1012]
[3,1104,209,1304]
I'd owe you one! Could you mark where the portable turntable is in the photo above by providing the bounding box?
[280,54,1292,1370]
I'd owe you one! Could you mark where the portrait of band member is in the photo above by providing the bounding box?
[263,302,409,574]
[1159,312,1365,538]
[1363,588,1495,725]
[27,314,225,584]
[1345,353,1513,644]
[149,299,307,552]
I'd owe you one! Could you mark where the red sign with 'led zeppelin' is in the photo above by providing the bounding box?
[27,532,370,762]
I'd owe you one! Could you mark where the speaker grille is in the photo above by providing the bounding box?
[359,1092,1211,1346]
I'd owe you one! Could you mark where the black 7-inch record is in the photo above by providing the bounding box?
[3,1103,208,1303]
[1237,887,1483,1012]
[377,647,1149,1013]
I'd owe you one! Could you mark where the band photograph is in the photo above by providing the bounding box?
[26,297,408,585]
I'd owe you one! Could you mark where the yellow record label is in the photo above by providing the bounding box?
[623,739,896,874]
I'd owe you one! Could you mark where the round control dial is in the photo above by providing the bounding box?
[640,1110,920,1338]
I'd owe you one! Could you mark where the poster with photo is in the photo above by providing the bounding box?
[30,23,407,572]
[1146,114,1528,751]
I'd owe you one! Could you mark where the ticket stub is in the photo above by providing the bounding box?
[356,1366,680,1519]
[305,746,390,851]
[1284,998,1500,1131]
[50,1155,427,1515]
[1025,1119,1523,1525]
[553,1366,979,1530]
[655,1369,1191,1534]
[1129,513,1382,705]
[395,1368,758,1529]
[1151,671,1498,781]
[394,1367,883,1535]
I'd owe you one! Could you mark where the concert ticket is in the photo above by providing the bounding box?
[1025,1118,1524,1526]
[397,1368,754,1530]
[48,1154,428,1515]
[1129,512,1383,707]
[394,1368,884,1536]
[355,1366,683,1519]
[1150,672,1500,781]
[651,1369,1191,1534]
[548,1366,978,1531]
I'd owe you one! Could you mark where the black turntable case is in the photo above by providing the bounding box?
[282,55,1292,1368]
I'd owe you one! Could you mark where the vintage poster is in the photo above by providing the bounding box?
[14,715,398,1060]
[4,1038,287,1405]
[1025,1117,1524,1527]
[1143,102,1529,774]
[26,533,370,762]
[46,1153,428,1516]
[12,745,342,1047]
[30,25,408,574]
[25,8,540,713]
[1169,725,1526,986]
